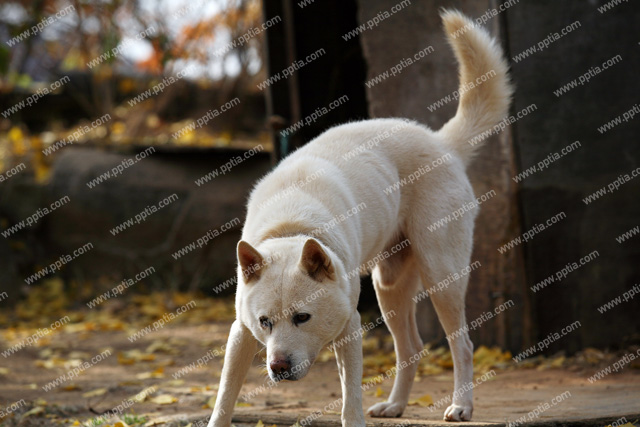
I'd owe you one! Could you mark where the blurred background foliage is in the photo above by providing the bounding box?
[0,0,270,182]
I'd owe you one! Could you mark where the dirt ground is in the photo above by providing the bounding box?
[1,290,639,427]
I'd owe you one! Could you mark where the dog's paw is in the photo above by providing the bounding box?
[367,401,405,418]
[443,403,473,421]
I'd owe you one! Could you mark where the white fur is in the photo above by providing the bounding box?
[207,10,512,426]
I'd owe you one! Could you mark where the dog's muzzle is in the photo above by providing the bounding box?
[269,357,302,382]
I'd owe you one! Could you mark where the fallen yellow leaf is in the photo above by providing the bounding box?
[62,384,80,391]
[150,394,178,405]
[236,402,253,407]
[362,374,385,385]
[256,421,264,427]
[136,366,165,379]
[23,406,45,417]
[375,386,384,397]
[206,395,216,409]
[408,394,434,407]
[82,388,108,398]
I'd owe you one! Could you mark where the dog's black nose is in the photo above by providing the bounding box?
[270,358,291,376]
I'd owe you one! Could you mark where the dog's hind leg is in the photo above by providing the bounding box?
[423,271,474,421]
[367,248,424,418]
[410,210,475,421]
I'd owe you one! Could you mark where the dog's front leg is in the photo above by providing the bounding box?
[333,312,366,427]
[207,320,257,427]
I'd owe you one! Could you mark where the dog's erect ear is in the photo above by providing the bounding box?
[237,241,264,283]
[300,238,335,281]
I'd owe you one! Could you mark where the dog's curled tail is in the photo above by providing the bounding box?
[437,10,513,166]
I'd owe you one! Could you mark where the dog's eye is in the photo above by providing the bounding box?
[259,316,272,330]
[293,313,311,326]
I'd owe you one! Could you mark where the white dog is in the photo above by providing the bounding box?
[207,10,512,426]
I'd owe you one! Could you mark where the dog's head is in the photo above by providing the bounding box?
[235,237,352,382]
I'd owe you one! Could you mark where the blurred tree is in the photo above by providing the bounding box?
[0,0,267,139]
